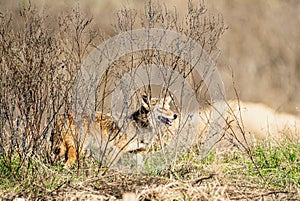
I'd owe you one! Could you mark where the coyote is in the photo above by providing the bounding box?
[53,95,179,168]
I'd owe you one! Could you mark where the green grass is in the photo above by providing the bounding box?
[147,139,300,189]
[246,140,300,188]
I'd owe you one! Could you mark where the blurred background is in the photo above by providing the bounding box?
[1,0,299,114]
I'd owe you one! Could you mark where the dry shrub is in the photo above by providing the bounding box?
[96,0,226,112]
[0,0,225,186]
[0,4,98,180]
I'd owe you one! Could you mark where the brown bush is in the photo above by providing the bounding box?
[0,0,225,176]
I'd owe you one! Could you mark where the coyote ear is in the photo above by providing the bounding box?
[165,95,172,104]
[141,94,150,110]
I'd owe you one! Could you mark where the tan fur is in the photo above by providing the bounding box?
[54,112,147,168]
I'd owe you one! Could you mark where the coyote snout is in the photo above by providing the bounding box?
[157,113,177,126]
[154,107,178,126]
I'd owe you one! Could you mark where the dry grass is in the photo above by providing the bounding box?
[1,142,299,200]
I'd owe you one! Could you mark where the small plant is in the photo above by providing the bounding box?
[246,140,300,188]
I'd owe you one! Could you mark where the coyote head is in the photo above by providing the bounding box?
[141,95,178,128]
[126,95,178,148]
